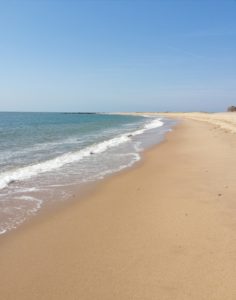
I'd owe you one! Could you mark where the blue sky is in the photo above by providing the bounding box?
[0,0,236,112]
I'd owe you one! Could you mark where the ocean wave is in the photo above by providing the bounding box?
[0,118,163,190]
[0,136,84,162]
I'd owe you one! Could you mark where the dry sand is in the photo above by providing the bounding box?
[1,115,236,299]
[157,112,236,134]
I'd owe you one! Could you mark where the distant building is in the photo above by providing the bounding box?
[227,106,236,112]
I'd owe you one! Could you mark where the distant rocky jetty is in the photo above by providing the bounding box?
[227,106,236,112]
[62,112,98,115]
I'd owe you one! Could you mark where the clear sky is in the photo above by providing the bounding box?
[0,0,236,112]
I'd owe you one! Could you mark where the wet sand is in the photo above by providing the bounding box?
[1,117,236,299]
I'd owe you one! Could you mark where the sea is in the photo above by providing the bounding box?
[0,112,176,235]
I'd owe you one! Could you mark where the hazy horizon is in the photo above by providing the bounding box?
[0,0,235,113]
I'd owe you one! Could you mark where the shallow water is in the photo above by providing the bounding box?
[0,112,176,235]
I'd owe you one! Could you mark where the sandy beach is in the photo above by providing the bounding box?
[1,114,236,299]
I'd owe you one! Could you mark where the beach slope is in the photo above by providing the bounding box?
[1,117,236,299]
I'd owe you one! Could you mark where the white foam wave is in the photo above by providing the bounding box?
[0,137,83,162]
[0,118,163,190]
[129,119,164,137]
[16,195,43,212]
[144,119,164,129]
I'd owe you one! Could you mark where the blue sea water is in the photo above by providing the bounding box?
[0,112,175,235]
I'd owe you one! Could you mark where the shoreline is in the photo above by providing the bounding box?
[1,117,236,299]
[0,113,173,240]
[0,119,177,241]
[117,111,236,133]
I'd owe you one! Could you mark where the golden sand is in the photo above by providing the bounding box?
[1,117,236,299]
